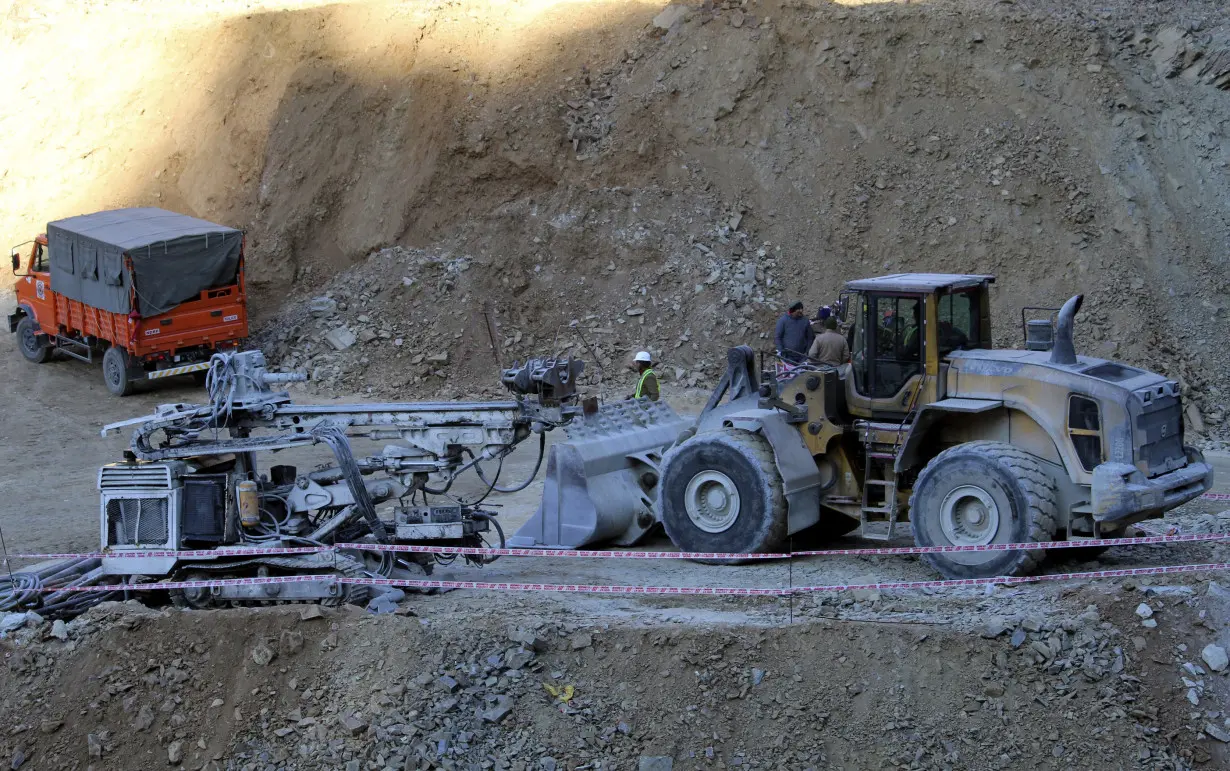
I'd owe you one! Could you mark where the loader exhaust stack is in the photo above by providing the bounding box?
[1049,294,1083,367]
[509,399,693,549]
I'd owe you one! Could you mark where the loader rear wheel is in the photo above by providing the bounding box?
[16,318,51,363]
[910,441,1058,580]
[659,428,786,562]
[103,346,134,396]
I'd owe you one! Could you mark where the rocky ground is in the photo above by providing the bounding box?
[3,573,1230,771]
[4,496,1230,770]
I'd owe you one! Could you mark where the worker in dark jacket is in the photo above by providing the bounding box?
[774,301,815,363]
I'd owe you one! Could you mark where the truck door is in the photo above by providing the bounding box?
[29,242,56,327]
[15,241,56,330]
[845,292,925,420]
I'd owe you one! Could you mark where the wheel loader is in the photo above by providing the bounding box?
[514,273,1213,580]
[655,273,1213,578]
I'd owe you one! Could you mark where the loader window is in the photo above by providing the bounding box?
[868,295,922,398]
[32,244,48,273]
[1068,394,1103,472]
[937,291,979,356]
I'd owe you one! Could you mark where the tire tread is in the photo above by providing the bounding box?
[909,440,1058,577]
[658,427,787,558]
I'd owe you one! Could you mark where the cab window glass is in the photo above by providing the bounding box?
[871,295,922,397]
[849,296,867,392]
[33,244,49,272]
[936,291,981,356]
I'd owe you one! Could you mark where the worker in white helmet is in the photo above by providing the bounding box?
[628,351,660,401]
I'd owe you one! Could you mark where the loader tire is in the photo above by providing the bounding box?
[658,427,786,562]
[910,441,1058,580]
[16,317,51,363]
[103,346,134,397]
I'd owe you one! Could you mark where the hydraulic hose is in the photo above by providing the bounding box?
[469,511,505,565]
[473,432,547,493]
[1,558,108,619]
[0,572,42,611]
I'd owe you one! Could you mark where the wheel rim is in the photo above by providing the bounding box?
[105,352,124,388]
[683,470,741,533]
[939,485,1001,546]
[19,324,40,357]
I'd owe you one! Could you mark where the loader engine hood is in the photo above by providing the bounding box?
[947,349,1189,479]
[949,348,1170,390]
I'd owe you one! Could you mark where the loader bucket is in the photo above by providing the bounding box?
[509,399,695,549]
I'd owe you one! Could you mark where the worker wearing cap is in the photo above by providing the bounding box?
[629,351,660,401]
[775,301,815,364]
[811,304,831,335]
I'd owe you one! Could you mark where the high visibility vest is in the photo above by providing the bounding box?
[634,368,656,398]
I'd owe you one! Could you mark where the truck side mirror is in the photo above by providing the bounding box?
[10,251,19,274]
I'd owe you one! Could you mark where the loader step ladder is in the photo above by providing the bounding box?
[55,335,93,363]
[856,421,907,541]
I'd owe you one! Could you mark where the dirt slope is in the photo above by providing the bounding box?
[1,0,1228,429]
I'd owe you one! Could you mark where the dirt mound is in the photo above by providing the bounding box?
[3,579,1229,770]
[248,0,1230,433]
[2,0,1229,434]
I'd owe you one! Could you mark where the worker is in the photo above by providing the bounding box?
[774,301,815,364]
[808,317,850,367]
[901,303,922,360]
[811,305,831,335]
[629,351,660,401]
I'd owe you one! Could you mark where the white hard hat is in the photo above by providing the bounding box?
[634,351,653,363]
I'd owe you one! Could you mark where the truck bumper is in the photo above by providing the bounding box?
[1091,447,1213,523]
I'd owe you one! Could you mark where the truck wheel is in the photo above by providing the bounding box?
[658,427,786,562]
[909,441,1058,580]
[16,317,51,364]
[102,346,135,396]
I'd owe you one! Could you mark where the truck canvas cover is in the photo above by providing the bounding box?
[45,207,242,316]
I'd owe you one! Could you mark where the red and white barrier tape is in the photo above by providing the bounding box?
[334,531,1230,560]
[9,531,1230,563]
[8,492,1229,563]
[10,546,326,560]
[33,561,1230,597]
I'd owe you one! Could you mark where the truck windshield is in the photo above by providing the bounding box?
[33,244,48,273]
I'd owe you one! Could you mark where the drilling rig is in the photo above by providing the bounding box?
[86,350,598,608]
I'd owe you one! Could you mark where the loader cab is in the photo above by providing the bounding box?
[841,274,994,420]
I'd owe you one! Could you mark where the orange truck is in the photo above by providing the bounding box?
[8,208,248,395]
